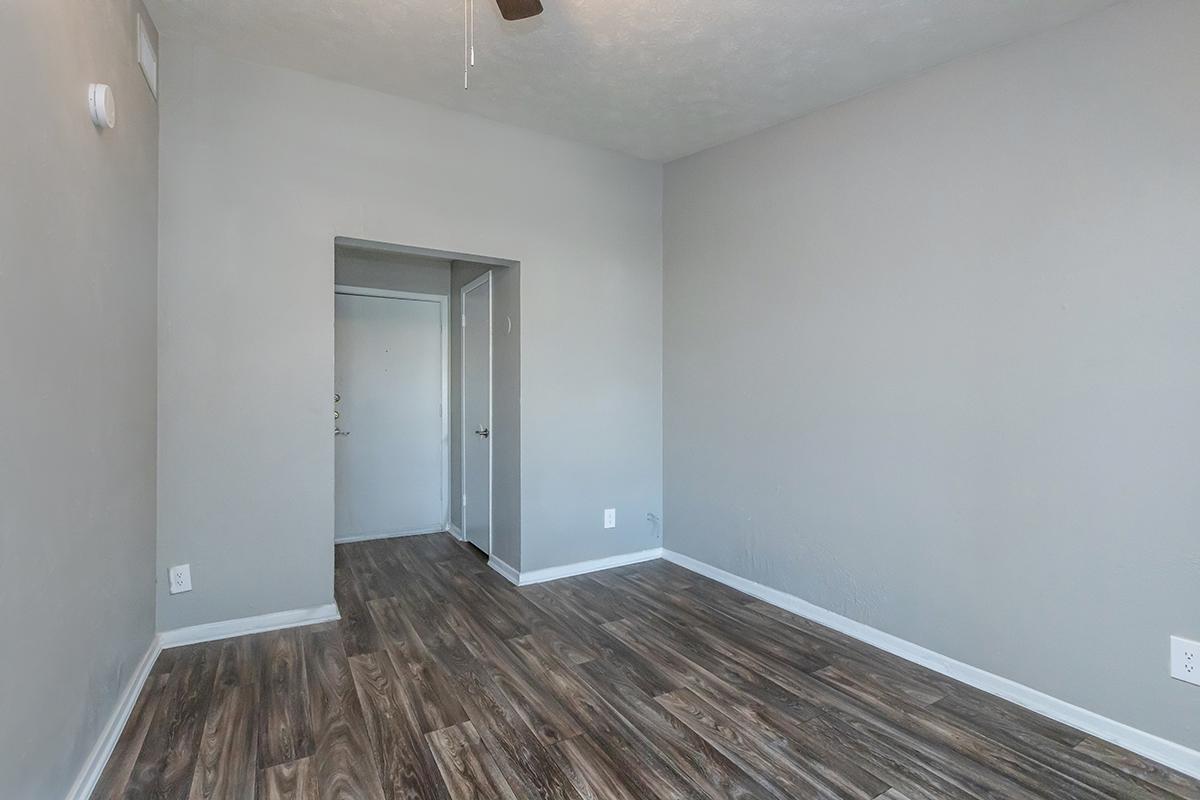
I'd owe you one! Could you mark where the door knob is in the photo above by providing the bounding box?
[475,426,490,439]
[334,428,351,436]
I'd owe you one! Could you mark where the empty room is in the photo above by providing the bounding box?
[3,0,1199,798]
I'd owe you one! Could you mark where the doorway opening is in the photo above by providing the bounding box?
[333,237,521,567]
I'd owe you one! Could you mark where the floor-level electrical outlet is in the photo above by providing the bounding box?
[604,508,616,529]
[169,564,192,595]
[1171,636,1200,686]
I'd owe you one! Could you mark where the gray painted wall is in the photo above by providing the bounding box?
[663,0,1200,750]
[157,40,662,629]
[335,247,452,296]
[0,1,159,796]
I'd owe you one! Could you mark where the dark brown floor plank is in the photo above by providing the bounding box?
[1074,736,1200,800]
[536,574,639,627]
[819,704,1032,800]
[598,567,829,675]
[552,660,768,800]
[187,682,257,799]
[382,648,471,736]
[656,687,851,800]
[89,674,168,799]
[304,625,387,800]
[457,569,599,667]
[348,650,450,800]
[259,757,317,800]
[473,637,585,747]
[151,648,179,677]
[607,559,696,593]
[552,734,644,800]
[188,636,260,800]
[429,640,585,800]
[741,599,953,703]
[368,595,435,662]
[335,563,381,657]
[257,628,314,769]
[345,543,395,602]
[750,708,891,799]
[933,691,1173,800]
[521,584,679,699]
[813,665,1104,800]
[123,642,221,800]
[504,633,582,675]
[603,617,821,728]
[427,722,519,800]
[433,562,530,641]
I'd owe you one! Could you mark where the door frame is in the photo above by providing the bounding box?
[334,284,451,532]
[460,271,493,555]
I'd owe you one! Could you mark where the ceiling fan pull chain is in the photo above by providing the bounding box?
[464,0,541,88]
[463,0,476,89]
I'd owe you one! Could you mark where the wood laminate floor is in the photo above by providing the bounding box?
[93,532,1200,799]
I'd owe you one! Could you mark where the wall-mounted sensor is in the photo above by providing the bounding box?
[89,84,116,129]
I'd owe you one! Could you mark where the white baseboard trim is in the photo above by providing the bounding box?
[661,549,1200,780]
[447,521,465,541]
[488,556,522,586]
[159,603,341,649]
[335,525,446,544]
[65,634,163,800]
[517,547,664,586]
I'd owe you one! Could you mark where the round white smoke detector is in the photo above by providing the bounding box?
[88,84,116,129]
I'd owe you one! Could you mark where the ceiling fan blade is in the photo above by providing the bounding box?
[495,0,543,21]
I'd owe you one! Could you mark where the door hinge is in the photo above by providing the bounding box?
[461,314,466,328]
[462,494,467,507]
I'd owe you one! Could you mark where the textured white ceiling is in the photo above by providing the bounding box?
[144,0,1116,161]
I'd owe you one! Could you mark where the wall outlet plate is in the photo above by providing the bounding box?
[604,508,616,529]
[1171,636,1199,686]
[169,564,192,595]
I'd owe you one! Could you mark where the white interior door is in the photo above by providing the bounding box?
[335,290,446,541]
[462,274,492,554]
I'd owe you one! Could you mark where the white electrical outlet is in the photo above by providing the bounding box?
[1172,636,1200,686]
[604,508,616,529]
[169,564,192,595]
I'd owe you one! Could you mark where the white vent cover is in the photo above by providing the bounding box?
[137,14,157,99]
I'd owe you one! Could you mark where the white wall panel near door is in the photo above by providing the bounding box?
[462,273,492,554]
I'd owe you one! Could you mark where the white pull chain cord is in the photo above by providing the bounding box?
[464,0,475,89]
